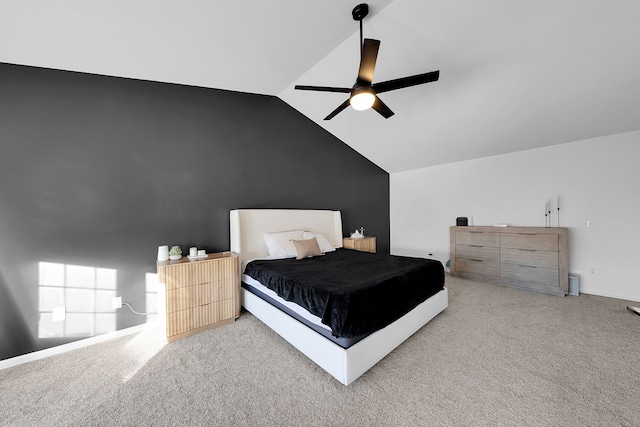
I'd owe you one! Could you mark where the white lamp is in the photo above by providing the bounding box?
[350,87,375,111]
[157,245,169,261]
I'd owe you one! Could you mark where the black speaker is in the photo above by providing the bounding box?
[456,217,468,226]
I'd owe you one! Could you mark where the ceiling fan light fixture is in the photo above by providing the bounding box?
[350,88,375,111]
[294,3,439,120]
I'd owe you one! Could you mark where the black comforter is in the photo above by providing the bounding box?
[244,249,444,338]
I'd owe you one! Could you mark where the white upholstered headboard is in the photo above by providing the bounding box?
[230,209,343,266]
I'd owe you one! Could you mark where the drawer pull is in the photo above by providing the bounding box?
[470,245,484,248]
[518,233,536,235]
[518,264,537,268]
[469,258,484,262]
[519,249,536,252]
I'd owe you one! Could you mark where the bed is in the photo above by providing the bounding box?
[230,209,448,385]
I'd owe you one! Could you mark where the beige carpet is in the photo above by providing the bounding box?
[1,275,639,426]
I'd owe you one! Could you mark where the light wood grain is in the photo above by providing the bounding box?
[157,253,239,342]
[342,236,376,253]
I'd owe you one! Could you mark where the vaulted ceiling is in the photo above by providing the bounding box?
[2,1,639,173]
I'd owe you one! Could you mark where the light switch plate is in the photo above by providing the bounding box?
[112,297,122,309]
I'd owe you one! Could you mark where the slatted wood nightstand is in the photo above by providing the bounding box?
[342,236,376,253]
[157,252,239,342]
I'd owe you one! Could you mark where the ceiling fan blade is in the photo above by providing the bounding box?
[372,96,395,119]
[372,70,440,94]
[357,38,380,84]
[295,85,351,93]
[324,99,351,120]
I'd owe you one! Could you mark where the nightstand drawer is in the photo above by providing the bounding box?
[162,257,237,288]
[166,298,237,337]
[165,278,237,313]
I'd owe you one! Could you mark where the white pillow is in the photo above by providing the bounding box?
[303,231,335,253]
[263,230,304,258]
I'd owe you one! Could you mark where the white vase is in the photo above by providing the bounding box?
[169,254,182,260]
[157,245,169,261]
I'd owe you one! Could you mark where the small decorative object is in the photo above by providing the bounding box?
[545,195,561,228]
[157,245,169,261]
[187,247,207,261]
[350,228,364,239]
[169,245,182,260]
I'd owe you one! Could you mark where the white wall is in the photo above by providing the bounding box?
[390,130,640,302]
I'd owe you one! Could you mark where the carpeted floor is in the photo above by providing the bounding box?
[1,275,639,426]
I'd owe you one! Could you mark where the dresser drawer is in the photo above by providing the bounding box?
[500,248,558,269]
[456,231,500,247]
[456,257,499,276]
[456,244,499,261]
[500,233,558,252]
[501,263,559,286]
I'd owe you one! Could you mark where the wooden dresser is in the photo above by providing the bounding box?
[450,226,568,296]
[157,252,240,342]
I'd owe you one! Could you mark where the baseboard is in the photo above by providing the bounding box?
[579,288,640,303]
[0,322,157,371]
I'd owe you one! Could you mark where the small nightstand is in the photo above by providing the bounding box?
[342,236,376,253]
[157,252,240,342]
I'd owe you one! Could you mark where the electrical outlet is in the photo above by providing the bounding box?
[112,296,122,309]
[589,268,596,275]
[52,306,66,322]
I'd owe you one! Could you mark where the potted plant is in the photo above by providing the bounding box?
[169,245,182,260]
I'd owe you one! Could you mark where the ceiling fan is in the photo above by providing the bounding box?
[295,3,440,120]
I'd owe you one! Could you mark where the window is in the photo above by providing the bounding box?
[38,262,117,338]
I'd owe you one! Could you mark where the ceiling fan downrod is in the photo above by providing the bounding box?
[352,3,369,61]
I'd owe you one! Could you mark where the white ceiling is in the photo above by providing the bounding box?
[2,1,639,173]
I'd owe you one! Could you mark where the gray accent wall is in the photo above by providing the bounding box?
[0,63,390,360]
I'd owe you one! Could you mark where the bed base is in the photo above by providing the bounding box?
[242,286,448,385]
